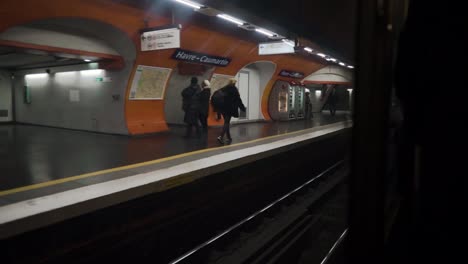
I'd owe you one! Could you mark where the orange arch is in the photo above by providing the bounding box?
[1,0,326,135]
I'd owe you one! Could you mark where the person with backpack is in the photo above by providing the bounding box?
[181,77,202,138]
[198,80,211,133]
[212,78,246,144]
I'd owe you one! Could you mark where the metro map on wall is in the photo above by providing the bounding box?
[210,74,234,93]
[129,65,172,100]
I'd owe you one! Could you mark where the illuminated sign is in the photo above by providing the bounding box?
[141,26,181,51]
[259,41,295,55]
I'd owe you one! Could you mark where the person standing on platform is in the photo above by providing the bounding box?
[321,84,338,116]
[181,77,202,138]
[199,80,211,133]
[216,78,246,144]
[305,91,313,119]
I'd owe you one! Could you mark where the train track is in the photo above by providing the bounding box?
[169,160,348,264]
[1,132,350,264]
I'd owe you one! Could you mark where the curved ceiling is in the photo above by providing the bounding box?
[202,0,355,63]
[113,0,355,64]
[0,18,134,71]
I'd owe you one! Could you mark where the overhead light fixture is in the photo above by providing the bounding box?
[25,73,48,79]
[282,39,295,47]
[173,0,202,9]
[339,62,346,66]
[84,59,91,62]
[80,69,104,76]
[347,65,354,69]
[330,58,337,62]
[217,14,244,26]
[55,71,78,77]
[304,47,313,52]
[317,53,326,58]
[255,28,275,37]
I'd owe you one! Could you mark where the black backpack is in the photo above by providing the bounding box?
[210,89,225,111]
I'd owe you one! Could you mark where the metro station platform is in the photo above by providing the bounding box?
[0,112,352,239]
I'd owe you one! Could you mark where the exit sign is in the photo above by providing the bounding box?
[96,77,112,82]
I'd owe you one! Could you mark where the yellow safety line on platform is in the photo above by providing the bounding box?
[0,126,332,197]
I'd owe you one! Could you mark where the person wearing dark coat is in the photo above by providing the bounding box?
[321,84,337,116]
[181,77,202,137]
[305,91,313,119]
[216,78,246,144]
[198,80,211,132]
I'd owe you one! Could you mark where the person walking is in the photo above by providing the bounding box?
[321,84,338,116]
[305,91,313,119]
[216,78,246,144]
[198,80,211,133]
[328,85,337,116]
[181,77,202,137]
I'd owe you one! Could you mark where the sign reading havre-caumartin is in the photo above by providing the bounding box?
[171,49,231,67]
[278,69,305,79]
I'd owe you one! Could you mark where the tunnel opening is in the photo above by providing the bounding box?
[302,65,353,113]
[0,18,135,134]
[232,61,276,123]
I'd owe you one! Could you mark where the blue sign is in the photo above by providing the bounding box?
[279,70,304,79]
[172,49,231,67]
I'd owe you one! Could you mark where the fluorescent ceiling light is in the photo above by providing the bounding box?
[217,14,244,26]
[255,28,274,37]
[55,71,78,76]
[304,47,313,52]
[80,69,104,76]
[84,59,91,62]
[347,65,354,69]
[330,58,337,62]
[317,53,326,58]
[25,73,48,79]
[173,0,201,9]
[339,62,346,66]
[282,39,295,47]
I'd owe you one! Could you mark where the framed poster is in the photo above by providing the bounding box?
[69,89,80,102]
[129,65,172,100]
[278,90,288,113]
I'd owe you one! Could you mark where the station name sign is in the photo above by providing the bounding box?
[278,69,305,79]
[171,49,231,67]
